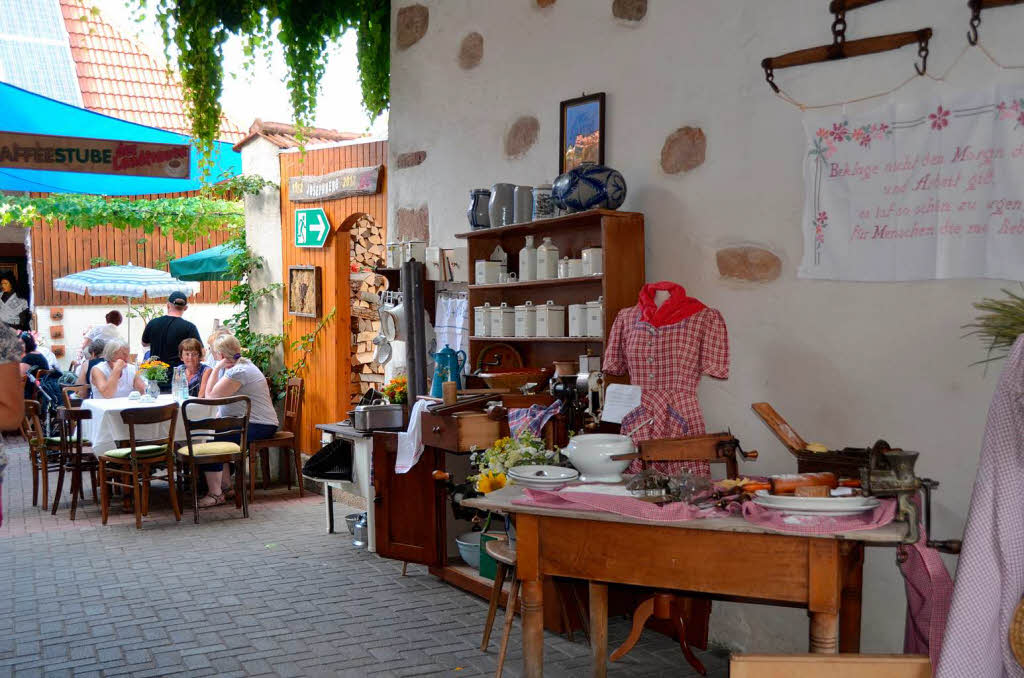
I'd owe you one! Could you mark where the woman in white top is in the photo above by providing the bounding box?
[90,339,146,399]
[198,333,279,507]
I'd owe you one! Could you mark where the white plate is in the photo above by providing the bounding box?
[508,465,578,481]
[753,490,880,516]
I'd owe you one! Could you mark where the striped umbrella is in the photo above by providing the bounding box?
[53,263,200,349]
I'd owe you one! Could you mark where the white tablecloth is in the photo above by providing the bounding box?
[81,395,218,453]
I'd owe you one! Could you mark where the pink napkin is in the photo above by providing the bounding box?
[738,497,897,534]
[514,488,723,522]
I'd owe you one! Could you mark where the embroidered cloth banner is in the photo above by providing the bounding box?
[799,86,1024,281]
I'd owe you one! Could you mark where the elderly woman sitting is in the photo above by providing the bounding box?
[178,338,211,397]
[90,339,146,399]
[195,333,279,507]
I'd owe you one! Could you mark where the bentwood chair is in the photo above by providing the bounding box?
[61,384,88,409]
[248,377,304,499]
[176,396,251,524]
[98,403,182,530]
[51,407,98,520]
[19,400,62,510]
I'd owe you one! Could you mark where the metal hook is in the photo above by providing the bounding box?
[896,543,909,565]
[761,59,779,93]
[914,33,930,76]
[967,0,982,45]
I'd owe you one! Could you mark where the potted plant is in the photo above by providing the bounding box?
[382,375,409,423]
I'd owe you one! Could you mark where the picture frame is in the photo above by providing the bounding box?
[288,265,322,318]
[559,92,606,174]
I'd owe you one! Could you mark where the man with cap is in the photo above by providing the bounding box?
[141,292,201,391]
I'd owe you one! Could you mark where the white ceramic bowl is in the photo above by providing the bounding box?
[508,464,578,489]
[563,434,634,483]
[455,532,481,569]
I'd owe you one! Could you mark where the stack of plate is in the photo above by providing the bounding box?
[752,490,880,516]
[508,465,578,490]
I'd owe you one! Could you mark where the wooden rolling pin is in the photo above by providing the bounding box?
[770,471,837,495]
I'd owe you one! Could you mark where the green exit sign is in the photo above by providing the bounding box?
[294,208,331,248]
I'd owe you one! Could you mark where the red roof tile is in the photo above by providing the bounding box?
[59,0,245,143]
[232,119,364,152]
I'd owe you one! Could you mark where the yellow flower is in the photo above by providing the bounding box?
[476,472,507,494]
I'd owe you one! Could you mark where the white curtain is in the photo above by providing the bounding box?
[434,292,469,375]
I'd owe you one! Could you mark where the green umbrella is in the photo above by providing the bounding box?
[168,243,243,281]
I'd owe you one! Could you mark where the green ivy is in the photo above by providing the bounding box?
[136,1,390,162]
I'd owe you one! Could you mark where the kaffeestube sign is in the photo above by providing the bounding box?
[288,165,383,202]
[0,131,190,178]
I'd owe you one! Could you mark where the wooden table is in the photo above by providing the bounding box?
[464,486,908,678]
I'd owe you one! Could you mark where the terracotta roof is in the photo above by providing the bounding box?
[59,0,245,142]
[233,119,364,152]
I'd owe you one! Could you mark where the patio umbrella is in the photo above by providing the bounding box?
[52,263,200,349]
[168,243,243,281]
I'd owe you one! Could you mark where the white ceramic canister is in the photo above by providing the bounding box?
[386,242,402,268]
[579,353,602,373]
[535,300,565,338]
[532,184,554,220]
[557,257,571,279]
[567,258,584,278]
[513,185,533,224]
[536,237,559,280]
[490,302,515,338]
[568,303,588,337]
[403,240,427,264]
[475,260,506,285]
[474,302,492,337]
[514,301,537,338]
[582,247,603,275]
[586,296,604,337]
[518,235,537,282]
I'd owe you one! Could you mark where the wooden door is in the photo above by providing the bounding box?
[371,432,444,566]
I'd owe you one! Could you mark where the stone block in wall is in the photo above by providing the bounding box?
[661,127,707,174]
[396,4,429,50]
[395,151,427,169]
[458,32,484,70]
[505,116,540,159]
[716,246,782,282]
[612,0,647,21]
[395,205,430,242]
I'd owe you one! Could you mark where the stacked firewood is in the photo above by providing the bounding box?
[349,216,387,405]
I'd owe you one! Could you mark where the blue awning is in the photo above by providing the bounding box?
[0,81,240,195]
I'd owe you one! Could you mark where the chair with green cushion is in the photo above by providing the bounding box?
[50,407,98,520]
[19,400,62,511]
[176,396,251,524]
[98,402,182,530]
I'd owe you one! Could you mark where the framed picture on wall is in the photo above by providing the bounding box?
[288,265,321,318]
[559,92,606,174]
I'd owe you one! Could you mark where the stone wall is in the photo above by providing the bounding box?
[387,0,1018,653]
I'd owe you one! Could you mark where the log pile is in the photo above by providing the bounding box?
[349,216,387,405]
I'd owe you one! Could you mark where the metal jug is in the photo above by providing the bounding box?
[352,513,368,549]
[429,344,466,397]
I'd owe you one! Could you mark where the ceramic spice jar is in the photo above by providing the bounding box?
[488,183,515,227]
[586,296,605,337]
[532,184,554,220]
[514,301,537,337]
[536,237,559,280]
[535,300,565,337]
[582,246,603,275]
[514,185,533,224]
[490,302,515,338]
[568,303,588,337]
[474,302,492,337]
[518,235,537,282]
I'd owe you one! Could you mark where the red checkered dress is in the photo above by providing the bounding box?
[603,305,729,477]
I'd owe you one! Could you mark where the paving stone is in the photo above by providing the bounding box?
[1,444,727,678]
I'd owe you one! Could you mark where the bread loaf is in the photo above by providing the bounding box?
[770,472,837,495]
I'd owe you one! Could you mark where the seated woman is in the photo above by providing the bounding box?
[178,338,211,397]
[20,332,49,398]
[76,339,106,388]
[197,334,278,507]
[90,339,146,399]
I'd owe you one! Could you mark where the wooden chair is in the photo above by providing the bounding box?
[176,396,251,523]
[248,377,304,499]
[98,403,182,530]
[50,407,98,520]
[606,433,757,676]
[61,384,88,409]
[19,400,62,511]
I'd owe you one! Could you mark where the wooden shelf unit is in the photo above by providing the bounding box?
[457,209,645,370]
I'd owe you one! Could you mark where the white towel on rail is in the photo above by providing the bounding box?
[395,399,431,474]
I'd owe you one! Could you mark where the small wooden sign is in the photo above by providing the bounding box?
[49,324,64,339]
[49,307,64,321]
[288,165,383,202]
[288,265,322,318]
[52,344,65,358]
[0,131,190,178]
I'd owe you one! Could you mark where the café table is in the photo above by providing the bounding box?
[81,395,218,453]
[463,485,909,678]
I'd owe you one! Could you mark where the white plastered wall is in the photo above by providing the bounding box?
[388,0,1023,653]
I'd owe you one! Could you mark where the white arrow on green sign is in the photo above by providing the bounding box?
[294,208,331,248]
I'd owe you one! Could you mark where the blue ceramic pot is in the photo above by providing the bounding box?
[552,162,627,213]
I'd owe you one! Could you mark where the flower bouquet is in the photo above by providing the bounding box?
[138,359,169,397]
[469,431,561,493]
[382,375,407,404]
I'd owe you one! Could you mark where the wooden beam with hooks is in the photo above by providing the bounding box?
[968,0,1024,45]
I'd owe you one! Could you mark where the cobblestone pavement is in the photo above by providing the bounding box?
[0,440,728,677]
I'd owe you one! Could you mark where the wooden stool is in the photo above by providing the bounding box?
[480,539,519,678]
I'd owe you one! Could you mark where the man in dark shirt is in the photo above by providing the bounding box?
[141,291,201,391]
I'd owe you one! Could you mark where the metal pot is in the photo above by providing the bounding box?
[352,513,368,549]
[345,512,361,535]
[350,401,405,432]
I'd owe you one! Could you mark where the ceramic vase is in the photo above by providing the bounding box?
[552,162,627,213]
[145,379,161,398]
[513,185,533,224]
[467,189,491,230]
[488,183,516,227]
[532,184,554,220]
